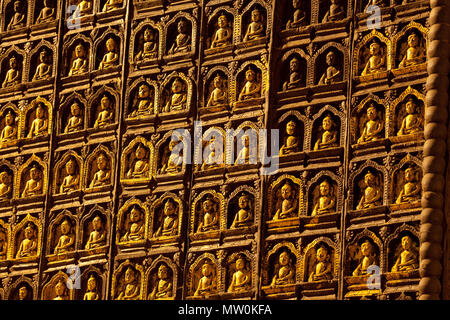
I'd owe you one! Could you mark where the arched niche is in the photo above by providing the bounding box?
[390,155,422,206]
[313,44,346,85]
[130,20,162,65]
[318,0,349,23]
[126,78,158,118]
[280,0,310,30]
[79,266,105,300]
[34,0,57,24]
[280,51,308,91]
[268,174,304,220]
[234,62,264,102]
[190,190,225,235]
[41,271,74,300]
[2,0,28,32]
[63,36,91,76]
[227,121,260,165]
[351,95,386,145]
[263,242,299,286]
[11,214,42,260]
[145,256,178,300]
[164,12,197,56]
[0,103,19,146]
[301,237,338,282]
[226,185,257,229]
[83,145,114,190]
[28,42,54,82]
[88,88,117,130]
[278,111,306,154]
[58,93,87,134]
[53,151,83,194]
[390,87,424,138]
[205,8,235,50]
[120,136,154,183]
[188,253,219,297]
[311,107,343,151]
[159,72,192,114]
[47,210,77,255]
[111,260,145,300]
[0,48,24,88]
[116,198,149,245]
[225,251,254,293]
[150,192,183,239]
[345,229,383,275]
[239,2,269,43]
[94,32,121,71]
[81,205,109,251]
[196,127,226,171]
[0,219,10,260]
[392,22,427,69]
[21,96,52,139]
[16,155,47,199]
[351,165,385,210]
[203,68,229,109]
[7,277,35,300]
[353,30,391,77]
[385,225,419,273]
[155,130,188,175]
[307,173,340,216]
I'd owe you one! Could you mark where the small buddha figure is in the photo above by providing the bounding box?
[395,167,421,204]
[397,97,423,136]
[18,286,28,300]
[36,0,55,24]
[130,84,154,117]
[93,95,114,129]
[314,114,338,150]
[120,206,145,242]
[0,229,7,259]
[64,102,83,133]
[154,198,179,237]
[399,33,425,68]
[391,236,419,272]
[282,57,302,91]
[308,246,333,281]
[243,9,265,42]
[356,171,382,210]
[201,136,223,171]
[273,181,297,220]
[270,251,295,287]
[68,44,88,76]
[206,74,227,107]
[99,38,119,70]
[230,194,252,229]
[21,165,43,198]
[83,275,100,300]
[357,105,384,143]
[238,68,261,101]
[135,28,158,62]
[54,219,75,254]
[116,267,140,300]
[2,57,21,88]
[53,279,69,300]
[89,153,111,188]
[102,0,122,12]
[197,196,218,233]
[16,223,38,258]
[353,240,377,276]
[6,1,26,31]
[322,0,345,22]
[194,260,216,296]
[0,111,18,143]
[311,180,336,216]
[32,50,52,81]
[228,256,250,292]
[364,0,385,12]
[235,135,251,165]
[27,103,48,138]
[126,144,149,179]
[210,14,232,48]
[318,51,342,85]
[279,120,300,155]
[74,0,92,17]
[286,0,306,29]
[361,41,386,76]
[160,140,183,174]
[168,20,191,55]
[85,216,106,249]
[0,171,12,200]
[163,78,187,112]
[148,264,173,300]
[59,158,79,193]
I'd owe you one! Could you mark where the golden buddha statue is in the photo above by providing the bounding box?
[93,95,114,129]
[397,97,423,136]
[211,14,232,48]
[194,260,216,296]
[286,0,306,29]
[280,120,300,155]
[352,240,377,276]
[206,74,227,107]
[230,193,252,229]
[322,0,345,22]
[148,264,173,300]
[314,114,338,150]
[68,44,88,76]
[2,57,21,88]
[0,111,18,144]
[135,27,158,62]
[60,158,79,193]
[364,0,385,11]
[163,78,187,112]
[243,9,265,42]
[74,0,92,17]
[120,206,145,242]
[168,19,191,55]
[54,219,75,254]
[89,153,111,188]
[27,103,48,138]
[102,0,122,12]
[238,68,261,101]
[21,165,43,198]
[99,38,119,70]
[273,181,297,220]
[6,1,26,31]
[235,135,251,165]
[312,180,336,216]
[201,136,223,170]
[64,102,83,133]
[32,49,52,81]
[228,256,251,292]
[0,229,7,259]
[126,144,149,179]
[85,216,106,249]
[318,51,341,85]
[357,105,384,143]
[356,171,382,210]
[391,235,419,272]
[130,84,154,117]
[16,223,38,258]
[197,196,219,233]
[154,198,179,237]
[308,246,332,281]
[83,275,100,300]
[0,171,11,200]
[282,57,302,90]
[36,0,55,24]
[160,139,183,174]
[53,279,69,300]
[18,286,28,300]
[395,167,421,204]
[270,251,295,287]
[399,33,425,68]
[116,267,140,300]
[361,40,386,76]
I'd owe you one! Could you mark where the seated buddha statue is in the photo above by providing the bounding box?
[16,223,38,258]
[282,57,302,91]
[318,51,342,85]
[395,167,421,204]
[116,267,140,300]
[397,97,423,136]
[64,102,83,133]
[206,74,227,107]
[356,171,382,210]
[210,14,232,48]
[0,171,12,200]
[0,229,7,260]
[36,0,55,24]
[168,20,191,55]
[238,68,261,101]
[60,158,80,193]
[74,0,92,17]
[21,165,43,198]
[99,38,119,70]
[399,33,425,68]
[53,279,69,300]
[322,0,345,22]
[120,206,145,242]
[314,114,338,150]
[361,41,386,76]
[194,260,216,296]
[102,0,122,12]
[197,197,218,233]
[230,194,253,229]
[32,49,52,81]
[27,103,48,138]
[130,84,153,117]
[201,137,223,171]
[279,120,300,155]
[83,275,100,300]
[286,0,306,29]
[135,28,158,62]
[85,216,106,249]
[0,111,18,144]
[89,153,111,188]
[126,144,149,179]
[228,256,250,292]
[391,235,419,272]
[357,105,384,143]
[2,57,21,88]
[93,95,114,129]
[163,78,187,112]
[273,182,297,220]
[68,44,88,76]
[270,251,295,287]
[148,264,173,300]
[54,219,75,254]
[154,198,179,237]
[308,246,333,281]
[7,1,26,31]
[159,140,183,174]
[311,180,336,216]
[235,135,251,165]
[352,240,377,276]
[243,9,265,42]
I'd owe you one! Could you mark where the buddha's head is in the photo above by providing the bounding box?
[319,180,331,196]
